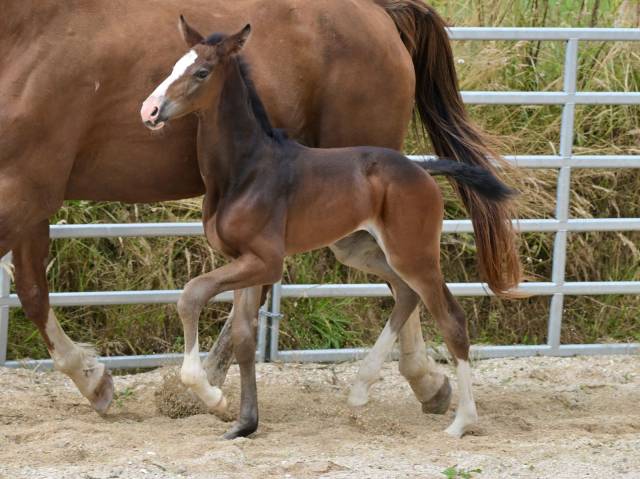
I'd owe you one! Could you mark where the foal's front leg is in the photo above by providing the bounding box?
[177,254,282,435]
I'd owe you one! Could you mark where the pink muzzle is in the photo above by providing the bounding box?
[140,96,165,130]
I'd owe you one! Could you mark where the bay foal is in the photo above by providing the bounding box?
[141,22,517,439]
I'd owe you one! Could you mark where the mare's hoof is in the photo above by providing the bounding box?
[222,420,258,440]
[90,369,114,414]
[421,376,451,415]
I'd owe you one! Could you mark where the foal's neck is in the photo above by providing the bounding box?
[198,57,272,193]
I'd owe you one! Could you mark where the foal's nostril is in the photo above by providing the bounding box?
[150,106,159,118]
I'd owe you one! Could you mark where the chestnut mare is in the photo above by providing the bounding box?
[141,21,517,439]
[1,0,519,418]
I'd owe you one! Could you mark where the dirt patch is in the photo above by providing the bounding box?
[1,355,639,478]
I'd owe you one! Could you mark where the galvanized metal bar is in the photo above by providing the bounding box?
[269,281,283,361]
[443,218,640,234]
[255,307,268,363]
[44,216,640,245]
[448,27,640,41]
[411,154,640,169]
[460,91,640,105]
[0,254,11,365]
[275,280,640,298]
[0,290,233,307]
[6,340,636,369]
[50,222,204,239]
[1,279,637,310]
[548,38,579,351]
[271,341,640,364]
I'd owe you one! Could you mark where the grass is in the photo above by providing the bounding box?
[6,0,640,360]
[442,465,483,479]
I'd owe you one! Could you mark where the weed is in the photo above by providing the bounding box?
[442,465,483,479]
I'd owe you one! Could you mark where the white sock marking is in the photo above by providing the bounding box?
[349,321,398,407]
[445,359,478,438]
[45,309,105,399]
[181,343,227,412]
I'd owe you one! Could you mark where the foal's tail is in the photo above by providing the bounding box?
[377,0,522,297]
[418,159,515,203]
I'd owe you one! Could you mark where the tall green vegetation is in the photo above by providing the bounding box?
[7,0,639,360]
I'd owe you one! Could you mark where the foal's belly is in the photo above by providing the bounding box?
[284,182,378,255]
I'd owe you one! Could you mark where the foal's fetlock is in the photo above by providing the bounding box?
[421,375,452,415]
[181,368,228,413]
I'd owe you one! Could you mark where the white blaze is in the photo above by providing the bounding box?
[150,49,198,98]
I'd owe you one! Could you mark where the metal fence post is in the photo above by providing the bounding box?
[268,281,283,361]
[0,253,12,365]
[548,38,579,351]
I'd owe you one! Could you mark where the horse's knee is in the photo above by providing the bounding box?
[14,282,49,322]
[178,278,212,320]
[259,258,284,285]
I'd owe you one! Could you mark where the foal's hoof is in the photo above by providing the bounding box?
[347,383,369,408]
[222,420,258,440]
[421,376,451,415]
[90,369,114,414]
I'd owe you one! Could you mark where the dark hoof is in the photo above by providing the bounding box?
[90,369,114,415]
[222,420,258,440]
[421,376,452,415]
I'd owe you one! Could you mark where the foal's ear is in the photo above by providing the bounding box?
[218,24,252,57]
[178,15,204,47]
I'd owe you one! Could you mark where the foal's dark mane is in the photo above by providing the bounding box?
[204,33,289,144]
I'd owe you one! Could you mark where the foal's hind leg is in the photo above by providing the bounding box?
[13,221,113,412]
[398,307,451,414]
[417,278,476,437]
[330,232,450,411]
[389,258,477,438]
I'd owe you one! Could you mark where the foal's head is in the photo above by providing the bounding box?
[140,16,251,130]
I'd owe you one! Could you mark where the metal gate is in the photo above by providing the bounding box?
[1,27,639,369]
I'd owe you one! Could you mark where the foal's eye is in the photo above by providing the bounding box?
[194,69,210,80]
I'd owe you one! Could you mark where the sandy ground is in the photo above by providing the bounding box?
[0,355,639,479]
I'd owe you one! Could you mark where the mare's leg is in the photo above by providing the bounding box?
[330,231,450,412]
[177,254,281,430]
[13,221,113,412]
